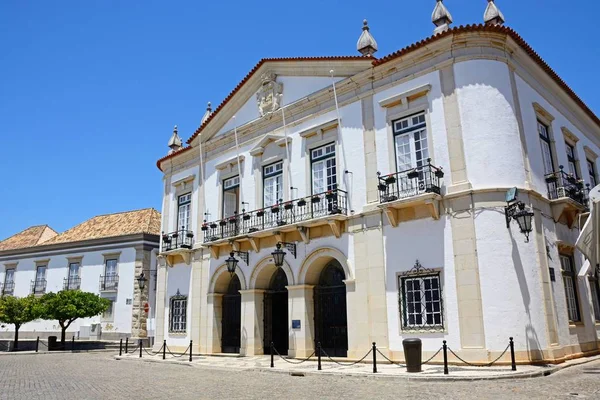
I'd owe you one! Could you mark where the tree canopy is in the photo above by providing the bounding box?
[0,295,44,348]
[41,290,111,344]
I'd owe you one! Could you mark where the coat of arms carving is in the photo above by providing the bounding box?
[256,72,283,117]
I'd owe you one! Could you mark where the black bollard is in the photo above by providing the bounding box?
[443,340,448,375]
[163,340,166,360]
[270,342,274,368]
[125,337,129,353]
[510,337,516,371]
[139,339,142,358]
[372,342,377,373]
[317,342,322,371]
[119,339,123,356]
[189,340,193,362]
[36,337,40,353]
[72,336,75,352]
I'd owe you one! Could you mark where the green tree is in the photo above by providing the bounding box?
[0,295,43,350]
[41,290,110,346]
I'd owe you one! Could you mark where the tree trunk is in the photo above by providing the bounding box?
[13,325,20,351]
[60,327,66,347]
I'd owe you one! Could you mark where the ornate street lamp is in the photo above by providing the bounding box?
[271,242,297,268]
[136,272,147,289]
[225,250,249,277]
[505,188,534,242]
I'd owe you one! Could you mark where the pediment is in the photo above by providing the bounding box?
[186,58,373,146]
[250,134,291,156]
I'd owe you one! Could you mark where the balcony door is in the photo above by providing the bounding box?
[177,193,191,232]
[68,262,80,289]
[311,143,337,194]
[104,259,118,290]
[263,161,283,207]
[223,176,240,218]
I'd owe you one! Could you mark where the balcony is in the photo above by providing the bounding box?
[202,188,348,254]
[63,277,81,291]
[30,279,47,295]
[162,229,194,251]
[377,160,444,227]
[99,274,119,292]
[2,282,13,296]
[545,166,589,227]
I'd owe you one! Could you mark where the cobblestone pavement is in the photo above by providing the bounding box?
[1,353,600,400]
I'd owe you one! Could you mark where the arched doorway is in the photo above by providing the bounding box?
[263,268,288,354]
[221,274,241,353]
[314,261,348,357]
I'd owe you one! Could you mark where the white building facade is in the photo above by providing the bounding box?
[155,8,600,364]
[0,209,160,341]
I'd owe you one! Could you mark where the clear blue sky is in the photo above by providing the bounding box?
[1,1,598,240]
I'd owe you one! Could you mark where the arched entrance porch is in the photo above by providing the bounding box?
[314,261,348,357]
[263,269,289,355]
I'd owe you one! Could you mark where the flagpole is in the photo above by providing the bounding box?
[281,107,293,200]
[330,69,350,209]
[232,116,244,213]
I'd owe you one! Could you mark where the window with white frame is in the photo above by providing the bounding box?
[399,266,443,331]
[67,262,80,290]
[177,193,191,232]
[263,161,283,207]
[311,143,336,194]
[393,112,429,173]
[169,293,187,333]
[560,254,580,322]
[222,176,240,218]
[538,121,555,175]
[587,159,598,188]
[565,142,579,179]
[3,268,15,294]
[34,265,46,293]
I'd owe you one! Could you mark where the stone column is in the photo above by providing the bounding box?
[206,293,223,353]
[361,95,380,204]
[190,251,202,353]
[152,256,168,351]
[131,245,152,342]
[286,285,315,358]
[239,289,265,356]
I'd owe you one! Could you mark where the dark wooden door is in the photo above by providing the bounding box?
[221,275,241,353]
[263,268,289,355]
[314,262,348,357]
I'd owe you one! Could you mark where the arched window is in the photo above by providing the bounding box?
[169,290,187,333]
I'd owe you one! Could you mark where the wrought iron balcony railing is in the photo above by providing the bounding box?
[63,277,81,291]
[202,188,348,243]
[378,160,444,204]
[162,229,194,251]
[545,166,589,208]
[2,282,14,296]
[99,274,119,291]
[30,279,47,295]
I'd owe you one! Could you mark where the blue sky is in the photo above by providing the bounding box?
[0,0,598,240]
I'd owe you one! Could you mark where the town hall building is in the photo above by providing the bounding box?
[154,1,600,364]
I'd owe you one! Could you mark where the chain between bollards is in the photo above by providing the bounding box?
[163,340,166,360]
[372,342,377,373]
[270,342,274,368]
[317,342,322,371]
[510,337,516,371]
[139,339,142,358]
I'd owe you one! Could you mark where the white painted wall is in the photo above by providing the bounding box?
[164,264,192,347]
[0,244,154,338]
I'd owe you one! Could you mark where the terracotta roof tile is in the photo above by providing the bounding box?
[0,225,58,252]
[41,208,161,246]
[156,25,600,171]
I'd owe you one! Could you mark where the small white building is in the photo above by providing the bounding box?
[0,208,161,341]
[154,2,600,364]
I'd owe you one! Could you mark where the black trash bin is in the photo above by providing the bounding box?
[48,336,57,351]
[403,338,422,373]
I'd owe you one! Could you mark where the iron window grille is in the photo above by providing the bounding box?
[2,281,14,296]
[560,254,581,323]
[63,277,81,290]
[169,290,187,333]
[99,274,119,291]
[398,261,444,332]
[30,279,47,295]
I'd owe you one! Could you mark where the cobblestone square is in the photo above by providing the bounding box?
[1,352,600,399]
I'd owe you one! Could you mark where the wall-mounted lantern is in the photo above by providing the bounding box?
[225,251,249,277]
[271,242,297,268]
[505,188,534,242]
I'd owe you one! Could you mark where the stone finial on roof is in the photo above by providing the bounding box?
[201,102,212,125]
[356,19,378,56]
[432,0,453,35]
[167,125,182,154]
[484,0,505,25]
